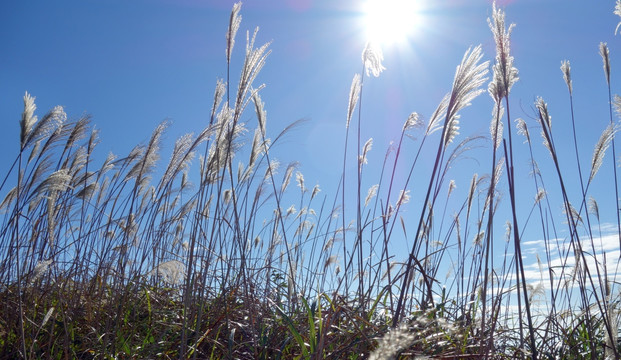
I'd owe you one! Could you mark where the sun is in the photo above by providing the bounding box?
[363,0,423,46]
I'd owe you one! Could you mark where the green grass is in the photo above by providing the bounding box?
[1,2,621,359]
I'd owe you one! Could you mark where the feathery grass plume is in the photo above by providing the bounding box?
[32,168,72,199]
[561,60,573,95]
[149,260,185,285]
[237,29,271,109]
[488,2,518,98]
[614,94,621,115]
[362,41,385,77]
[444,45,489,146]
[264,159,279,181]
[588,196,600,221]
[249,127,263,169]
[0,186,17,212]
[210,79,226,123]
[600,42,611,85]
[347,73,362,128]
[535,97,554,155]
[29,106,67,148]
[226,2,242,64]
[534,188,546,205]
[444,114,460,146]
[473,231,485,246]
[64,117,90,154]
[252,90,267,135]
[616,0,621,34]
[20,92,37,149]
[30,259,52,282]
[162,133,194,186]
[448,179,456,197]
[483,157,504,211]
[490,103,505,149]
[39,307,55,330]
[323,255,337,270]
[295,171,305,192]
[564,202,583,225]
[126,121,167,185]
[76,182,98,200]
[311,184,320,200]
[281,162,296,193]
[396,189,411,206]
[467,173,478,215]
[590,122,618,182]
[516,118,530,144]
[359,138,373,168]
[368,324,416,360]
[365,184,379,207]
[403,112,423,133]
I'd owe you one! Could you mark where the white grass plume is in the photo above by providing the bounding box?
[600,42,611,85]
[614,94,621,116]
[311,184,321,200]
[149,260,185,285]
[369,324,415,360]
[347,73,361,128]
[616,0,621,34]
[535,97,553,156]
[488,2,518,99]
[359,138,373,170]
[588,196,600,221]
[396,189,410,207]
[590,122,618,182]
[30,259,53,282]
[127,121,167,187]
[561,60,572,94]
[365,184,379,207]
[226,2,242,64]
[516,118,531,144]
[281,162,297,193]
[444,45,489,146]
[362,41,385,77]
[490,103,505,150]
[295,171,305,192]
[25,105,67,152]
[403,112,422,132]
[20,92,37,149]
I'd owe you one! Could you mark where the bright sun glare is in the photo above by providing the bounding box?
[363,0,422,46]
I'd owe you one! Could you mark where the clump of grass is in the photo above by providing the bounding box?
[1,1,621,359]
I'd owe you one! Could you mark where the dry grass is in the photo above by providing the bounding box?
[1,2,621,359]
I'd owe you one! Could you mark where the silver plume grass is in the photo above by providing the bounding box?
[561,60,572,95]
[536,97,554,156]
[444,45,489,146]
[589,196,600,221]
[490,103,505,150]
[600,42,611,85]
[20,92,37,149]
[226,2,242,64]
[516,118,530,144]
[403,112,422,132]
[369,324,415,360]
[616,0,621,34]
[590,122,618,182]
[347,73,361,128]
[613,94,621,116]
[488,2,518,98]
[362,41,385,77]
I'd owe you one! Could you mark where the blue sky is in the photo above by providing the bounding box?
[2,0,621,291]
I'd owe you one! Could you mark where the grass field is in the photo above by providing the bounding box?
[2,2,621,359]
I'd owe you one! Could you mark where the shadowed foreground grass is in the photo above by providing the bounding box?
[2,2,621,359]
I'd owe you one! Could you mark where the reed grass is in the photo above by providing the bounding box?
[1,2,621,359]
